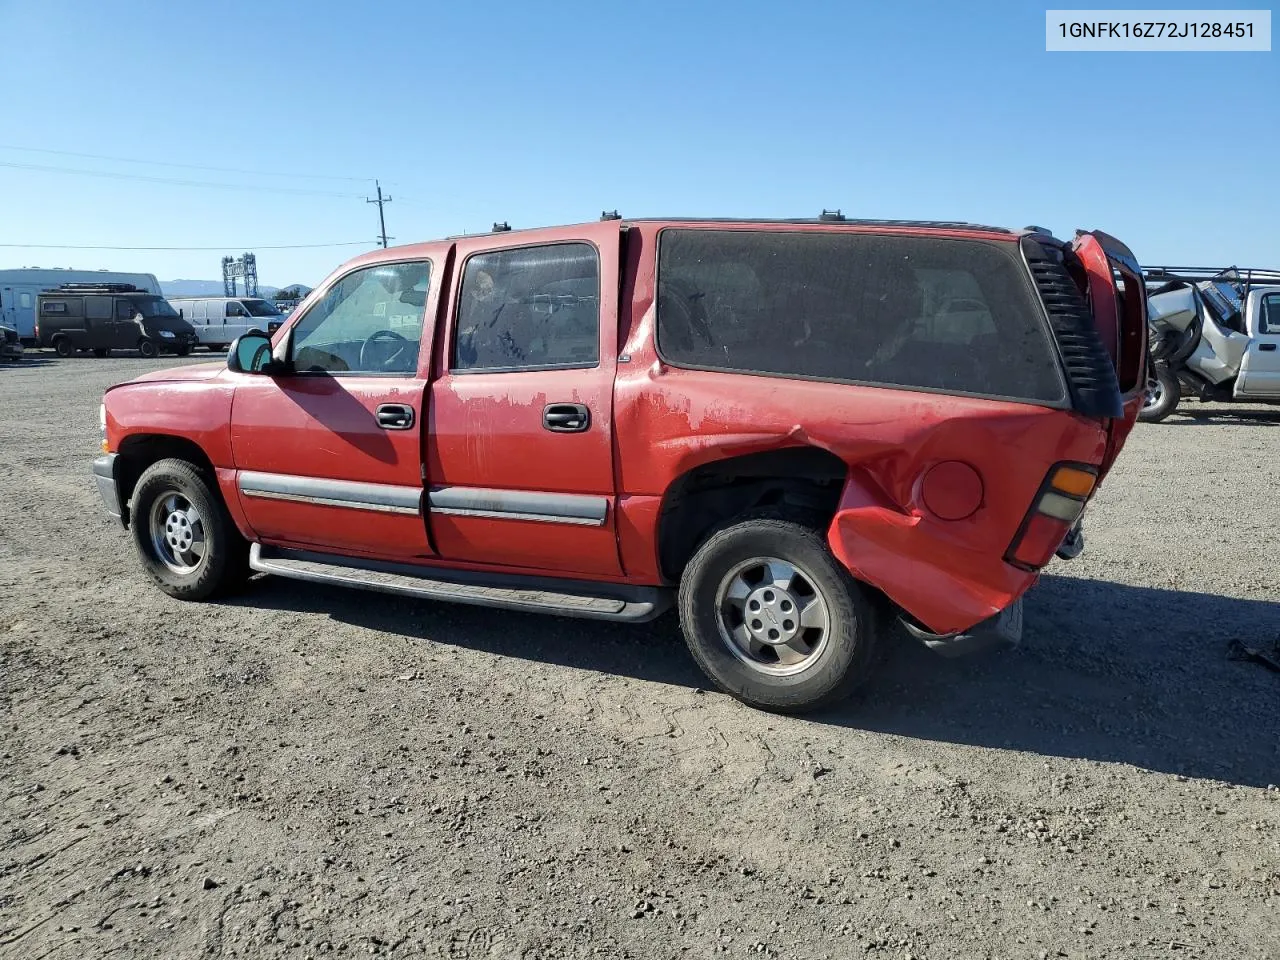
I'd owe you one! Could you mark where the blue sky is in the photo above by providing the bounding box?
[1,0,1275,286]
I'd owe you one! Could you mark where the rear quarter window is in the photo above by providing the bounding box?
[656,229,1066,404]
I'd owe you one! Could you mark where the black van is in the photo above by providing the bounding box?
[35,283,199,358]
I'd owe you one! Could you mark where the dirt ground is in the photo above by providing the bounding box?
[2,354,1278,960]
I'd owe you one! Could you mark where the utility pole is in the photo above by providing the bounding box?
[367,180,393,249]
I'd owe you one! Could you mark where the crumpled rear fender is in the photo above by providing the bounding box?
[826,470,1038,637]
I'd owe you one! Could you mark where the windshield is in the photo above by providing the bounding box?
[242,299,282,318]
[134,297,180,319]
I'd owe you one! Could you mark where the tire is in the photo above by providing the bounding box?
[129,458,249,601]
[677,518,878,713]
[137,339,159,359]
[176,345,191,357]
[53,337,74,358]
[1139,362,1180,423]
[93,348,109,358]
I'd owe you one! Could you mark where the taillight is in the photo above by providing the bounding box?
[1005,464,1097,570]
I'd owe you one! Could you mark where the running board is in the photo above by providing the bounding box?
[249,544,671,623]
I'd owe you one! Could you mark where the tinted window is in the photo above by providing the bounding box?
[291,261,430,374]
[85,297,112,321]
[454,243,599,372]
[656,230,1065,403]
[226,301,247,317]
[117,300,135,319]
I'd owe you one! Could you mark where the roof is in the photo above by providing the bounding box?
[446,215,1018,240]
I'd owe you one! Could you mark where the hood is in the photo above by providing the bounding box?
[121,361,226,386]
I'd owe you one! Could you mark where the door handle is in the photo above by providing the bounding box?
[542,402,591,433]
[376,403,415,430]
[1260,343,1277,352]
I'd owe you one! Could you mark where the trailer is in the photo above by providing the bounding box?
[0,268,163,344]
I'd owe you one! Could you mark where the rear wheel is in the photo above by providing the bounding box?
[137,338,159,359]
[53,337,74,358]
[129,458,248,601]
[1139,363,1180,423]
[678,518,878,713]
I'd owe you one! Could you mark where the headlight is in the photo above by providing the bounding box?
[158,330,176,339]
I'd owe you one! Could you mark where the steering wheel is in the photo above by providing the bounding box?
[359,329,410,370]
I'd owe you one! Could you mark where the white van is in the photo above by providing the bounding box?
[168,297,284,351]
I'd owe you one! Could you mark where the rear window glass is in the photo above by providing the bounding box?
[656,230,1065,403]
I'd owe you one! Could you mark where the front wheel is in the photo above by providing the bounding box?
[1139,363,1180,423]
[678,518,878,713]
[130,458,249,601]
[137,339,159,359]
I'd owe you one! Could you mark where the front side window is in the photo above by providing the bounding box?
[656,229,1065,403]
[226,301,248,318]
[291,260,430,374]
[117,300,136,319]
[1261,294,1280,334]
[453,243,600,372]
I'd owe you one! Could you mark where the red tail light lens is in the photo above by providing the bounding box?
[1005,464,1097,570]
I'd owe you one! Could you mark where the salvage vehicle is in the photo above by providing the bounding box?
[36,283,199,358]
[91,215,1146,712]
[1140,266,1280,422]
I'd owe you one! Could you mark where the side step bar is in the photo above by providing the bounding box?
[249,544,672,623]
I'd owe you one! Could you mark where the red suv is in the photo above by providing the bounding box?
[93,215,1146,712]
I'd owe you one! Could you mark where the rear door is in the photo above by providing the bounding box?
[1237,291,1280,397]
[425,223,623,577]
[230,257,439,560]
[1070,231,1147,479]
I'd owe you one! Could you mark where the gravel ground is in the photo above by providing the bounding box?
[2,354,1278,960]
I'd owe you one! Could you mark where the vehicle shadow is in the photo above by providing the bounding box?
[1161,407,1280,426]
[230,573,1279,788]
[0,357,59,367]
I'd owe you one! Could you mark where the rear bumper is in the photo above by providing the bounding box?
[901,597,1024,658]
[0,342,22,360]
[92,454,123,521]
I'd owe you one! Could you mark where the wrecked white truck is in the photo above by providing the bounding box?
[1140,267,1280,422]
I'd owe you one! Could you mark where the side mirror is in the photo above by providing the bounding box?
[227,333,274,374]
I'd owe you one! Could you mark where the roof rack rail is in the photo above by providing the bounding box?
[1141,265,1280,285]
[44,282,142,294]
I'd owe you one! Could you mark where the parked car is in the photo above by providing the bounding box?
[37,283,199,358]
[0,323,22,361]
[91,215,1146,712]
[168,297,286,351]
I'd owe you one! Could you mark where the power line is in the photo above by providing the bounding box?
[0,143,377,183]
[0,160,364,198]
[0,241,373,251]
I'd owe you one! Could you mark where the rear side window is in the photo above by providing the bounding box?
[85,297,112,321]
[656,229,1066,403]
[453,242,600,372]
[41,300,68,314]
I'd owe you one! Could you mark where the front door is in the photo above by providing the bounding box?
[230,257,438,561]
[426,223,623,577]
[1238,291,1280,398]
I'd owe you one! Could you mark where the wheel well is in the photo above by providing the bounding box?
[115,434,217,525]
[656,447,848,583]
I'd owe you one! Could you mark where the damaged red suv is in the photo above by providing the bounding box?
[93,215,1146,712]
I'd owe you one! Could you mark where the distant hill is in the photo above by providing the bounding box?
[161,279,283,299]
